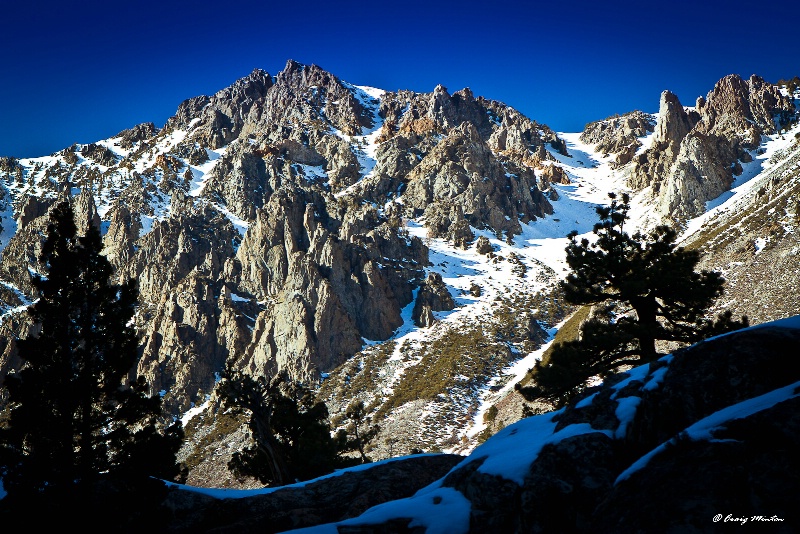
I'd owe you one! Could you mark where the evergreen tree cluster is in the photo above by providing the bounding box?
[218,365,368,486]
[0,201,184,527]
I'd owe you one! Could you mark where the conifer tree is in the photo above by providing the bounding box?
[336,400,379,464]
[220,365,339,486]
[520,193,747,405]
[0,201,184,524]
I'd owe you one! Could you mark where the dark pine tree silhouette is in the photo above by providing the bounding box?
[519,193,748,405]
[220,364,340,486]
[335,400,380,464]
[0,200,184,526]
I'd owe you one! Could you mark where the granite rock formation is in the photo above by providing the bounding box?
[626,74,794,221]
[580,110,655,168]
[0,59,563,422]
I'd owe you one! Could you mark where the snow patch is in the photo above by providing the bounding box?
[614,396,641,438]
[290,486,471,534]
[610,364,651,398]
[464,409,611,485]
[180,397,211,427]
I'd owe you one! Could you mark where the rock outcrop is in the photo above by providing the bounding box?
[161,454,463,533]
[412,272,456,327]
[627,75,795,221]
[580,110,655,168]
[165,68,275,149]
[402,121,552,242]
[351,83,563,241]
[117,122,158,149]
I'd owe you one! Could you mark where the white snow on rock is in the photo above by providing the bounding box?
[616,379,800,485]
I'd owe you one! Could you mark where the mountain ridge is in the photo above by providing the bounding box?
[0,59,798,490]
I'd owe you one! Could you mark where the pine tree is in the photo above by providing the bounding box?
[520,193,747,405]
[0,201,184,524]
[336,400,379,464]
[220,365,339,486]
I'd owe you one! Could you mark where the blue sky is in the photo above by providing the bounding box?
[1,0,798,158]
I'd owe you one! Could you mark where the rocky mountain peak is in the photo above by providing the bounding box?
[263,59,373,136]
[164,67,273,147]
[116,122,158,149]
[580,110,655,168]
[626,74,796,222]
[424,84,492,136]
[225,67,273,97]
[455,87,475,100]
[401,117,552,245]
[281,58,305,76]
[695,73,791,148]
[653,90,695,147]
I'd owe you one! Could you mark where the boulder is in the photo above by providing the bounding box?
[412,272,456,327]
[161,454,464,533]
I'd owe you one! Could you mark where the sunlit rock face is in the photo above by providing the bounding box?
[624,74,794,222]
[0,59,565,416]
[580,110,656,169]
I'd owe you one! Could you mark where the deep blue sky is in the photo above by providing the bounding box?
[2,0,798,158]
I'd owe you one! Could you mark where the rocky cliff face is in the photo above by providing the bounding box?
[685,135,800,326]
[0,59,564,421]
[624,74,794,222]
[401,121,552,245]
[579,110,655,168]
[346,83,560,244]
